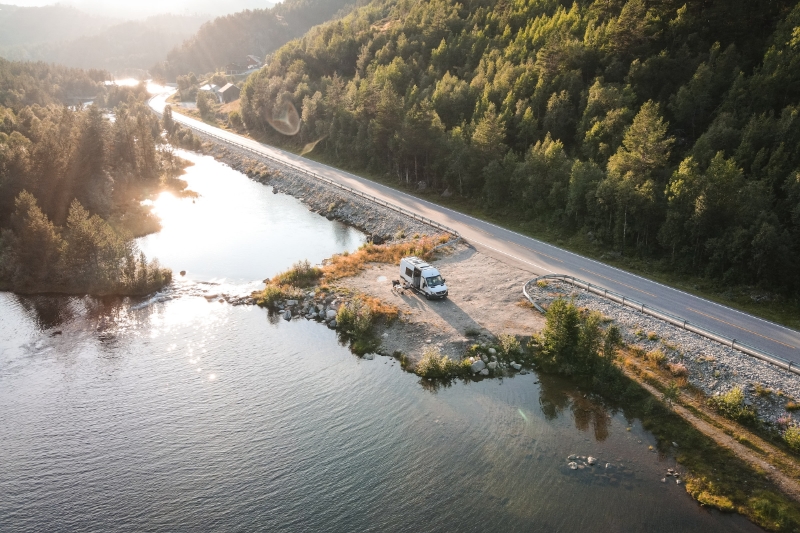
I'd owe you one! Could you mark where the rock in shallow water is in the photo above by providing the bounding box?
[471,360,486,373]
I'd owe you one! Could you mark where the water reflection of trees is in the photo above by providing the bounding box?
[15,295,77,330]
[537,374,610,442]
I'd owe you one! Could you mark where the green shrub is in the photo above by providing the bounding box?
[228,110,243,129]
[646,349,666,366]
[271,260,322,288]
[337,298,373,337]
[709,387,758,426]
[499,333,521,355]
[255,284,302,308]
[415,347,468,379]
[603,325,623,358]
[535,299,605,376]
[784,426,800,452]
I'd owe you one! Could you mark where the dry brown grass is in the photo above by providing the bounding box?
[646,349,667,367]
[360,294,399,322]
[668,362,689,377]
[322,235,450,281]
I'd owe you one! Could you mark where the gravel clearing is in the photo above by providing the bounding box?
[528,280,800,425]
[197,134,437,241]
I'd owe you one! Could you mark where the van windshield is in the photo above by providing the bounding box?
[425,275,444,287]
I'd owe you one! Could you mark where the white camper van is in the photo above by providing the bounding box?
[399,256,448,300]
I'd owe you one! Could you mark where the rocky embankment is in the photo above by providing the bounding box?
[197,135,436,242]
[528,280,800,426]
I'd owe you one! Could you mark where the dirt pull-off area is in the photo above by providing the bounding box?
[336,244,544,363]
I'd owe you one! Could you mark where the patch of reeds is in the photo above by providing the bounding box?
[415,347,470,379]
[270,260,322,288]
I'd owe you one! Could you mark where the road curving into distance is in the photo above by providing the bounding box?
[150,92,800,366]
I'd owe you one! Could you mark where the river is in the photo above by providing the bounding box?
[0,150,762,532]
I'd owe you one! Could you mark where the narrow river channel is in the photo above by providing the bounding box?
[0,150,762,532]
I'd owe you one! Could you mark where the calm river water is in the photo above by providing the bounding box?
[0,151,762,532]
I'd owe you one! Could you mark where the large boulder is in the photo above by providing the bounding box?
[471,360,486,373]
[326,309,337,320]
[282,310,292,321]
[487,361,498,370]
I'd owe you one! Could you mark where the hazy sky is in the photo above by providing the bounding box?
[2,0,275,18]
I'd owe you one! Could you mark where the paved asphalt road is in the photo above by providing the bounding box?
[151,93,800,365]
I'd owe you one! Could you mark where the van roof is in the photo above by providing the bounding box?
[402,256,440,275]
[402,256,430,268]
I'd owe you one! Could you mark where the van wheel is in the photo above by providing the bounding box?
[425,294,432,300]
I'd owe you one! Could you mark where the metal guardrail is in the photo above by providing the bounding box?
[151,100,461,239]
[523,274,800,376]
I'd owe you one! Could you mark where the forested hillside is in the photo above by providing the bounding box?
[0,58,108,108]
[0,68,175,295]
[152,0,363,79]
[240,0,800,293]
[1,14,209,73]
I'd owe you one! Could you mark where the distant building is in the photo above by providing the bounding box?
[246,55,263,69]
[219,83,240,103]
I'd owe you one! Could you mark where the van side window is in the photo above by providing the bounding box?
[405,267,413,277]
